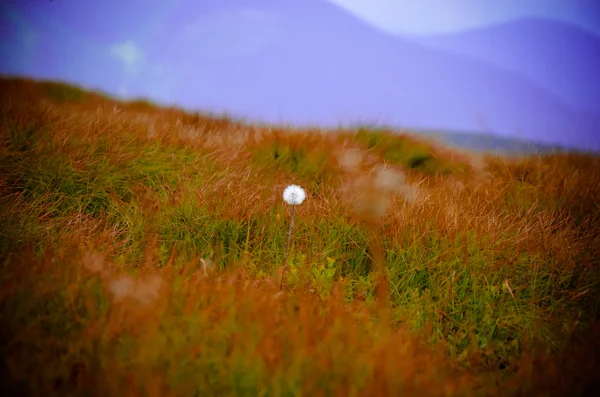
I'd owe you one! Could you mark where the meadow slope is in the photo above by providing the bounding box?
[1,77,600,396]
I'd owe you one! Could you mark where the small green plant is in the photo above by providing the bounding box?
[311,256,338,295]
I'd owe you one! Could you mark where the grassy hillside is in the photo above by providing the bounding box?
[1,77,599,396]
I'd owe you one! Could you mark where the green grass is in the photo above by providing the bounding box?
[1,77,600,396]
[250,131,339,190]
[354,128,469,176]
[41,81,87,103]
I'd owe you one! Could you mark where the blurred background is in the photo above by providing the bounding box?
[1,0,599,152]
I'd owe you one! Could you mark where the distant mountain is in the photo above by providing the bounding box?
[144,1,600,150]
[413,17,600,114]
[1,0,599,152]
[407,129,571,157]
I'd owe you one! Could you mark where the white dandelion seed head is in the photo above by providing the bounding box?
[283,184,306,205]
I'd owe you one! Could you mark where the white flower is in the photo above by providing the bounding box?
[280,184,306,289]
[283,184,306,205]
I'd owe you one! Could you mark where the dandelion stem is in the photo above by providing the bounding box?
[281,204,296,289]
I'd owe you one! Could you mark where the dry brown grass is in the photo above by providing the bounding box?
[1,77,599,396]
